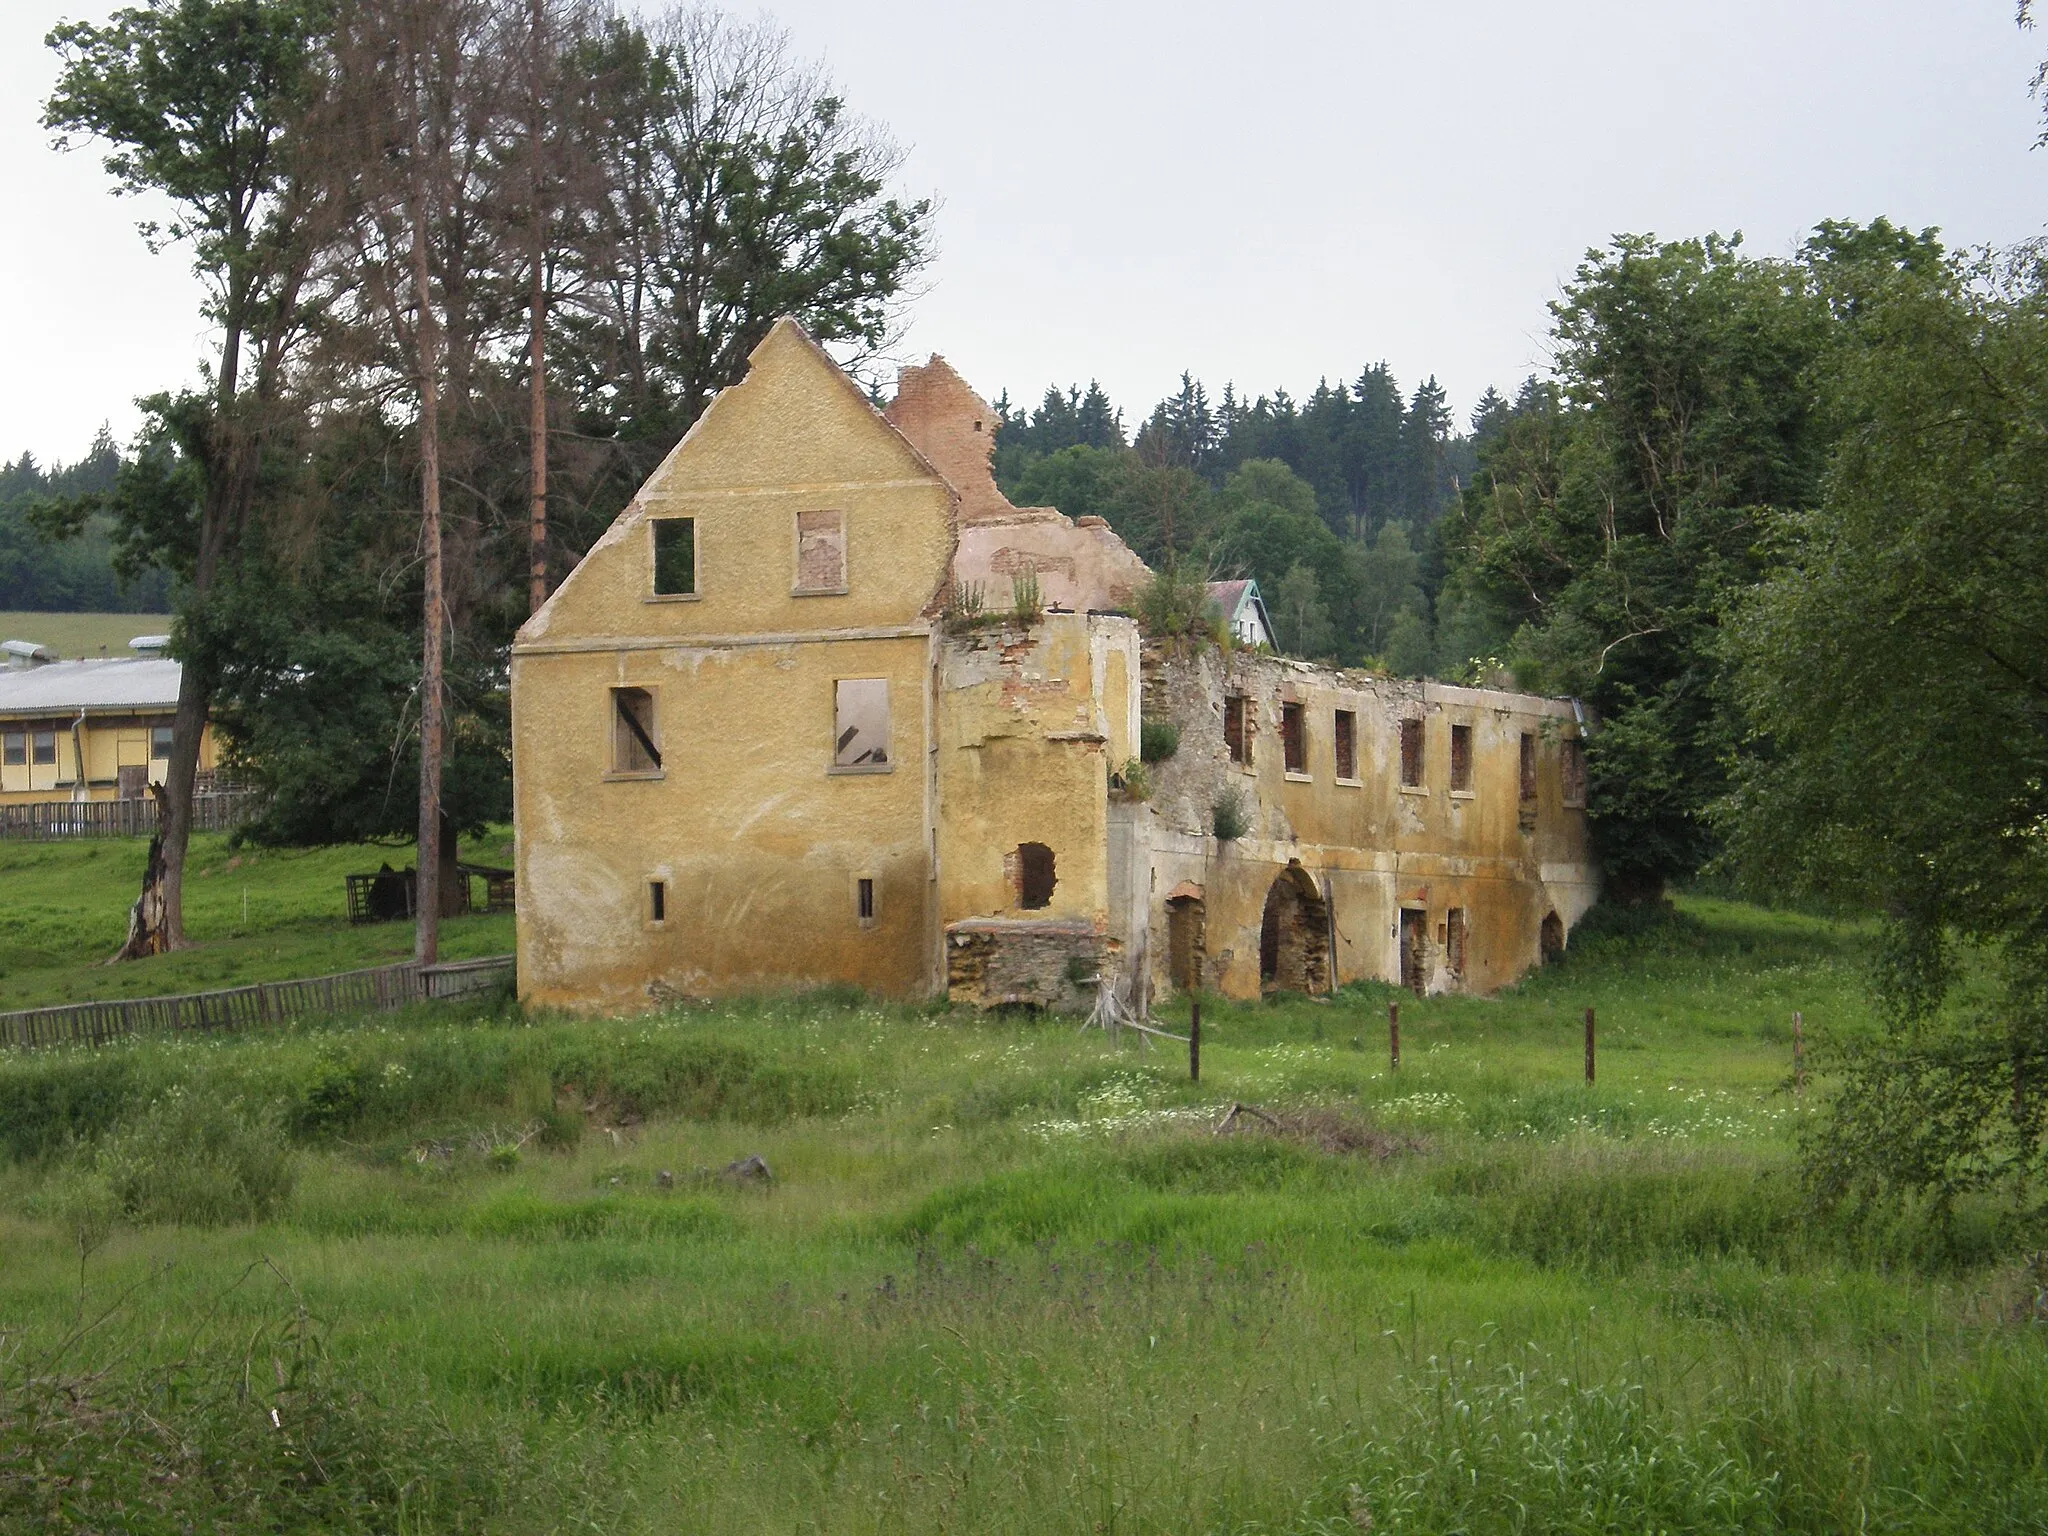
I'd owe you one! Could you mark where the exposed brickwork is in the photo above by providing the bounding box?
[945,917,1102,1010]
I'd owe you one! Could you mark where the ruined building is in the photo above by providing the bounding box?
[509,320,1598,1013]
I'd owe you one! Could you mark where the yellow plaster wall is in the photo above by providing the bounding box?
[512,319,960,1010]
[934,615,1140,931]
[0,716,213,805]
[1139,649,1598,1000]
[513,636,932,1010]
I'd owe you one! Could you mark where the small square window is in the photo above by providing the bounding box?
[1281,701,1306,775]
[1399,718,1423,788]
[649,879,666,923]
[1563,738,1588,806]
[1519,732,1537,801]
[652,517,696,596]
[150,725,174,761]
[794,509,847,594]
[833,678,890,769]
[32,730,57,767]
[1334,710,1356,780]
[610,687,661,774]
[2,732,23,767]
[1450,723,1473,793]
[1223,694,1248,765]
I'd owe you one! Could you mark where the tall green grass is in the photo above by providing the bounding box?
[0,896,2041,1532]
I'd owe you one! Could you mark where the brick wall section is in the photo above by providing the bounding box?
[945,918,1103,1010]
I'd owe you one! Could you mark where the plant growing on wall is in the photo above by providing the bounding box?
[1139,717,1179,762]
[1010,568,1042,623]
[1212,787,1247,841]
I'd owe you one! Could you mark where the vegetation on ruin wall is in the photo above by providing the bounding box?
[5,898,2047,1532]
[0,830,513,1011]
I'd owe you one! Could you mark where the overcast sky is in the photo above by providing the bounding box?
[3,0,2043,465]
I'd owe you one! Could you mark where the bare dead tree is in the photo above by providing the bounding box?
[320,0,522,964]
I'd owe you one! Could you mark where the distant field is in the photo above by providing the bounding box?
[0,609,174,658]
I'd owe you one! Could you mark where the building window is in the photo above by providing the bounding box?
[1446,907,1467,978]
[649,880,667,923]
[1519,732,1536,801]
[1016,842,1056,909]
[856,877,876,925]
[833,678,890,769]
[794,509,847,594]
[2,732,22,767]
[150,725,174,761]
[1223,694,1248,765]
[1450,723,1473,793]
[1399,718,1423,788]
[1334,710,1356,780]
[1282,701,1307,775]
[611,687,661,774]
[1563,738,1588,806]
[652,517,696,596]
[32,730,57,767]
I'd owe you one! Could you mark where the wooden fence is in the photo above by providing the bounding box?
[0,790,258,841]
[0,953,514,1051]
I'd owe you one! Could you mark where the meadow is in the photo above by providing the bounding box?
[2,894,2045,1533]
[0,829,515,1009]
[0,611,174,659]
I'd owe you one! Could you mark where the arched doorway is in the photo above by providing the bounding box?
[1540,910,1564,964]
[1258,864,1329,994]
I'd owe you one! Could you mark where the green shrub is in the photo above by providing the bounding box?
[1213,787,1248,841]
[1139,717,1179,761]
[95,1089,296,1224]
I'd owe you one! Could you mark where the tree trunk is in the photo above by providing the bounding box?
[528,250,548,614]
[412,178,445,969]
[112,781,173,961]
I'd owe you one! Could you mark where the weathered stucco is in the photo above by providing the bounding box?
[509,318,1598,1016]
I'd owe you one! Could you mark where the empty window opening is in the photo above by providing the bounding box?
[1259,867,1330,994]
[1562,738,1587,806]
[833,678,891,768]
[1519,732,1537,801]
[1017,842,1056,909]
[795,509,847,593]
[857,877,876,923]
[1541,910,1565,963]
[1450,723,1473,792]
[1399,908,1428,995]
[150,725,173,761]
[1334,709,1357,779]
[2,732,22,767]
[1399,718,1424,788]
[1223,694,1249,764]
[649,880,666,923]
[1282,701,1307,774]
[611,687,661,773]
[32,730,56,767]
[1447,907,1467,978]
[652,517,696,596]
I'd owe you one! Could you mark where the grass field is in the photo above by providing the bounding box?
[4,894,2045,1532]
[0,610,173,658]
[0,829,515,1009]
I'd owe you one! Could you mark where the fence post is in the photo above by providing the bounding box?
[1793,1010,1805,1095]
[1189,1000,1201,1083]
[1389,1001,1400,1072]
[1584,1007,1596,1085]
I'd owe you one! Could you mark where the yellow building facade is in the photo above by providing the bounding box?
[0,647,217,806]
[510,319,1598,1013]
